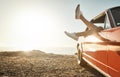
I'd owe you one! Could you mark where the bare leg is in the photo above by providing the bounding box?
[80,15,98,30]
[75,30,92,36]
[64,4,103,41]
[75,4,98,30]
[64,31,90,41]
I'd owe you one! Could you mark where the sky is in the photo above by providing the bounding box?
[0,0,120,50]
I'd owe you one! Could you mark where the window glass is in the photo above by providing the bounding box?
[110,7,120,26]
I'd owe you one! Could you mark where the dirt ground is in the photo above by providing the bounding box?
[0,50,105,77]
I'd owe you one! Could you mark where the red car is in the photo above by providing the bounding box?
[77,6,120,77]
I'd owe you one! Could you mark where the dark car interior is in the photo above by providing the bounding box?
[110,6,120,26]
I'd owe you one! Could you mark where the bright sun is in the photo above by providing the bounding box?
[13,10,57,51]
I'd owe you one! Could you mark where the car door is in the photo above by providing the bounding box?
[105,7,120,77]
[82,12,109,75]
[105,27,120,77]
[82,33,108,74]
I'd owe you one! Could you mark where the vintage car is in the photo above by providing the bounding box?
[77,6,120,77]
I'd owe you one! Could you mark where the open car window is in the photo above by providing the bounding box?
[90,12,106,29]
[90,11,114,29]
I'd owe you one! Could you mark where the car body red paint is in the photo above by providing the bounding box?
[77,6,120,77]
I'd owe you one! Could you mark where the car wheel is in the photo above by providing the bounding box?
[77,43,86,66]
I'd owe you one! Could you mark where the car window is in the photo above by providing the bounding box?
[91,12,106,29]
[92,13,111,29]
[110,7,120,27]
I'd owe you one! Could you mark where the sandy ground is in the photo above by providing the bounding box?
[0,50,105,77]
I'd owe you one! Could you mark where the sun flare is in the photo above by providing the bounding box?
[85,35,101,42]
[12,10,58,50]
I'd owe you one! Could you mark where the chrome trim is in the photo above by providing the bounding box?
[83,57,111,77]
[83,53,118,72]
[83,41,120,46]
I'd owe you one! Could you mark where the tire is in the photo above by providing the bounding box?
[77,43,86,66]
